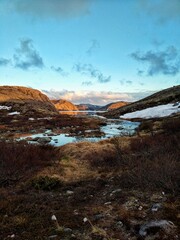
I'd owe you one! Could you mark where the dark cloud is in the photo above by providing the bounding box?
[120,79,133,85]
[137,0,180,22]
[74,63,111,83]
[13,39,44,70]
[51,66,68,76]
[1,0,93,19]
[131,46,180,76]
[86,39,100,56]
[0,58,11,67]
[82,81,93,86]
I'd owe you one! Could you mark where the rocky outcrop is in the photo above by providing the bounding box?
[0,86,58,116]
[51,99,78,111]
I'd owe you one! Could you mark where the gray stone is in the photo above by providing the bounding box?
[48,235,58,239]
[37,137,51,144]
[139,220,175,237]
[151,203,162,212]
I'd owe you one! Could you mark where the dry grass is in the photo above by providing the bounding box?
[59,129,180,195]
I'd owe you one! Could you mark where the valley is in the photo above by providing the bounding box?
[0,85,180,240]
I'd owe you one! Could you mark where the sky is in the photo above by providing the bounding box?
[0,0,180,105]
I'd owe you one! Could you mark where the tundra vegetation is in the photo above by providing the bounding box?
[0,114,179,239]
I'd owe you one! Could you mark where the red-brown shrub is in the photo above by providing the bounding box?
[0,141,57,186]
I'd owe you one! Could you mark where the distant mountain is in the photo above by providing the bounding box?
[103,85,180,118]
[52,99,78,111]
[99,101,129,111]
[0,86,58,116]
[76,104,101,111]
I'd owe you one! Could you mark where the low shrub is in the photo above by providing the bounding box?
[162,117,180,133]
[119,133,180,194]
[0,141,57,186]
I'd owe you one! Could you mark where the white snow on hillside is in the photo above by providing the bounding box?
[120,103,180,119]
[0,105,12,110]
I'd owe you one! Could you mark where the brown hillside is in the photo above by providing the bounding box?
[100,101,129,111]
[103,85,180,118]
[0,86,58,116]
[52,99,78,111]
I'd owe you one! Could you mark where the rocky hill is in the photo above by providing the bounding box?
[0,86,58,116]
[76,104,100,111]
[100,101,129,111]
[51,99,78,111]
[103,85,180,118]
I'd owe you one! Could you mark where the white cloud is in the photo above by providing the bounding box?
[42,89,155,105]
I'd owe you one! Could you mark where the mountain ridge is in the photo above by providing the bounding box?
[102,85,180,118]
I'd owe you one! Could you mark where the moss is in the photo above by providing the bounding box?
[31,176,63,191]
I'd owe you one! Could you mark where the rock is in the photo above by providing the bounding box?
[66,190,74,195]
[138,206,143,211]
[26,137,33,141]
[63,227,73,233]
[150,193,164,202]
[173,102,179,106]
[93,214,104,221]
[31,137,40,141]
[151,203,162,212]
[48,235,58,239]
[37,137,51,144]
[115,221,123,229]
[124,197,139,210]
[110,188,122,196]
[139,220,175,237]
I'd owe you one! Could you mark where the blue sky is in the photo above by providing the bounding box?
[0,0,180,105]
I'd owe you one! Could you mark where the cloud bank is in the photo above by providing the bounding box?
[131,46,180,76]
[74,63,111,83]
[13,39,44,70]
[1,0,93,19]
[137,0,180,22]
[43,89,155,105]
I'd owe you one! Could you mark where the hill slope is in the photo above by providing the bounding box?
[76,104,100,111]
[51,99,78,111]
[100,101,129,111]
[103,85,180,118]
[0,86,58,116]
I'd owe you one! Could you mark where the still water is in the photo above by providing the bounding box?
[20,113,140,146]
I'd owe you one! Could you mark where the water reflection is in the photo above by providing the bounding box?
[59,111,106,116]
[19,119,140,147]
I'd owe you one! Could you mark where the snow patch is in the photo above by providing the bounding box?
[120,103,180,119]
